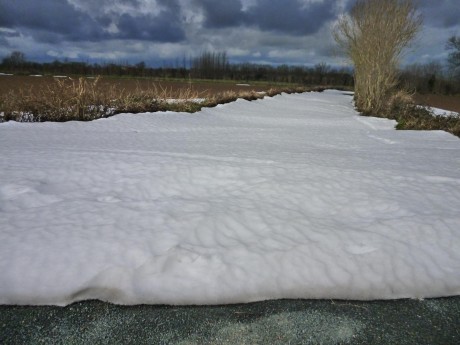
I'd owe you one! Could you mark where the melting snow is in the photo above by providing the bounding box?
[0,90,459,306]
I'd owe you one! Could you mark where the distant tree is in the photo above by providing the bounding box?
[134,61,146,77]
[313,62,331,85]
[399,61,453,94]
[135,61,146,69]
[2,51,26,67]
[191,51,229,79]
[446,35,460,80]
[333,0,422,114]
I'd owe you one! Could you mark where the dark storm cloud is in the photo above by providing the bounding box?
[1,0,457,66]
[419,0,460,29]
[116,13,185,42]
[0,28,19,39]
[0,35,9,47]
[244,0,337,35]
[0,0,104,41]
[197,0,337,35]
[115,0,185,42]
[0,0,185,43]
[198,0,244,28]
[0,26,18,48]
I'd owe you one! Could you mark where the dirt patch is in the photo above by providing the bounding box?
[414,93,460,113]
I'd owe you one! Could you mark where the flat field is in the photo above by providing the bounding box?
[414,93,460,113]
[0,75,281,98]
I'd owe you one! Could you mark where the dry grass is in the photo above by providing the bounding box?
[363,90,460,138]
[0,76,318,123]
[0,77,209,122]
[1,76,119,122]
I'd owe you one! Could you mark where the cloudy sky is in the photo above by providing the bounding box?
[0,0,458,67]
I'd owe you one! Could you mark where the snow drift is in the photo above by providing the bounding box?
[0,90,459,305]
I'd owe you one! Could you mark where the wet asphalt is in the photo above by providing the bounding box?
[1,296,459,344]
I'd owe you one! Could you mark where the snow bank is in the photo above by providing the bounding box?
[0,90,459,306]
[428,106,459,118]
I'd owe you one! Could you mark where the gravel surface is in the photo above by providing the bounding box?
[1,297,460,344]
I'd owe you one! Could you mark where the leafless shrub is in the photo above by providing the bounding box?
[333,0,422,115]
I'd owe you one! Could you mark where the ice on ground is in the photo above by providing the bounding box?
[0,90,459,306]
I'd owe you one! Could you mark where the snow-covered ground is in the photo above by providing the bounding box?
[1,90,459,306]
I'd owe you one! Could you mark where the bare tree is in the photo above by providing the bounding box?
[446,35,460,80]
[191,51,229,79]
[333,0,422,114]
[2,51,26,67]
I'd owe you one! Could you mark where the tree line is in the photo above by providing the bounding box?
[399,61,460,95]
[399,36,460,95]
[0,50,353,87]
[2,34,459,95]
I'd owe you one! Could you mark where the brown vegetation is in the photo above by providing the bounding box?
[367,90,460,137]
[0,75,323,123]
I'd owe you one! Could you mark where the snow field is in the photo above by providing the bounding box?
[0,90,459,305]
